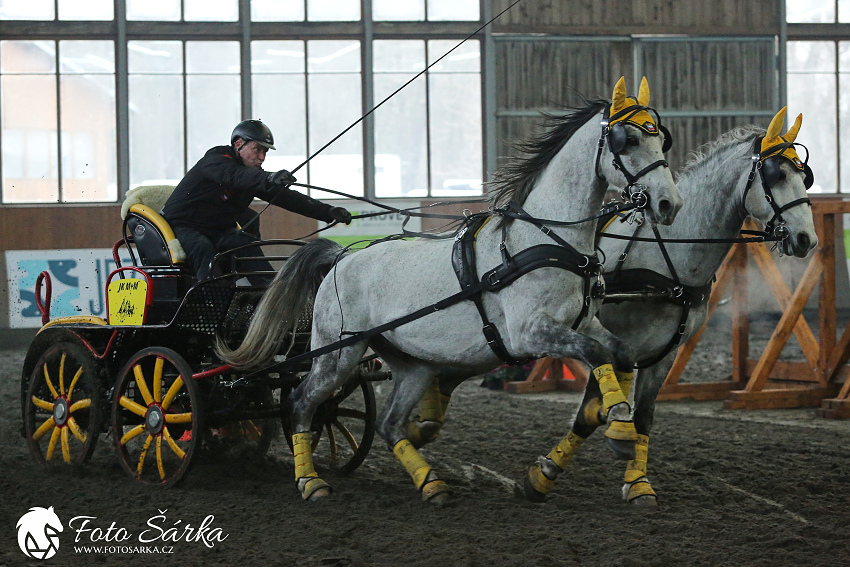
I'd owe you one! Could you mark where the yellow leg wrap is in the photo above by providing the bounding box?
[592,364,628,412]
[406,421,425,447]
[545,430,586,470]
[439,393,451,417]
[419,380,445,423]
[625,480,657,501]
[624,434,649,483]
[393,439,433,490]
[605,420,638,442]
[583,398,605,427]
[528,464,556,495]
[293,432,331,500]
[293,432,318,481]
[615,370,634,399]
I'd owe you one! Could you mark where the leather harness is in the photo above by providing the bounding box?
[452,209,604,365]
[595,211,712,368]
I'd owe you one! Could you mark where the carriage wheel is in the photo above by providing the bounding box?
[203,386,276,460]
[111,347,202,487]
[284,372,376,475]
[23,342,104,467]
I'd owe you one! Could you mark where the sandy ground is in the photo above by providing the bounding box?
[2,317,850,567]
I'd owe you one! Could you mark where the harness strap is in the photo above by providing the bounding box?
[635,303,692,369]
[451,216,525,365]
[450,208,603,365]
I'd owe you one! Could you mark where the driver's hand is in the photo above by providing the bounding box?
[329,207,352,225]
[267,169,296,186]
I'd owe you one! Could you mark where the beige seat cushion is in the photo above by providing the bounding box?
[121,185,186,263]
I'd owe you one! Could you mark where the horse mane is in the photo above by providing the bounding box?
[678,125,765,181]
[487,99,608,208]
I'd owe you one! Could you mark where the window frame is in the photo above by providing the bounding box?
[0,0,489,204]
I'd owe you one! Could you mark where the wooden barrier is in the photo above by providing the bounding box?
[659,197,850,411]
[504,358,588,394]
[509,197,850,416]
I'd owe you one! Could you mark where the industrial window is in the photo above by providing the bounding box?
[0,40,117,203]
[0,0,485,203]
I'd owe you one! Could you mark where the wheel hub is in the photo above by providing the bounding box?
[145,405,165,435]
[53,398,69,426]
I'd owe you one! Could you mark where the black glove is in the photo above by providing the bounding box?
[267,169,296,187]
[329,207,352,225]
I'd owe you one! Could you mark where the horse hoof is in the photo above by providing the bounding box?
[622,478,657,505]
[307,487,332,501]
[604,437,636,461]
[629,494,658,507]
[516,475,547,503]
[427,491,452,508]
[422,480,452,505]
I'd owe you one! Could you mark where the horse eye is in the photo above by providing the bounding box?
[626,137,639,146]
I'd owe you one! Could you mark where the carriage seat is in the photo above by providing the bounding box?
[121,185,186,266]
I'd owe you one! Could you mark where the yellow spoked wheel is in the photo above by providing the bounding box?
[284,373,376,475]
[24,342,104,467]
[111,347,202,487]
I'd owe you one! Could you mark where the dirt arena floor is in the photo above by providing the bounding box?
[2,315,850,567]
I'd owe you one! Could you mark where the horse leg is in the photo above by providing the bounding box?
[622,354,675,507]
[519,377,606,502]
[513,318,638,501]
[288,341,370,501]
[372,354,453,505]
[407,368,470,448]
[579,317,641,460]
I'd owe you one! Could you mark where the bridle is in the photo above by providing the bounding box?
[742,136,814,242]
[595,103,673,210]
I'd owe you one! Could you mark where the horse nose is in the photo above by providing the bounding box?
[656,198,674,224]
[797,232,816,253]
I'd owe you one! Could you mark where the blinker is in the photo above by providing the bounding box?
[759,155,814,190]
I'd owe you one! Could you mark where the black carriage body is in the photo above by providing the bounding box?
[21,205,380,485]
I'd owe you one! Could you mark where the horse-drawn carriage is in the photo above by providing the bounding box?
[19,185,387,486]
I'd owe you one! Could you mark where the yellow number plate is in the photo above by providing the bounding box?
[107,279,148,325]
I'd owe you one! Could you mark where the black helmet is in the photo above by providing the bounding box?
[231,119,275,150]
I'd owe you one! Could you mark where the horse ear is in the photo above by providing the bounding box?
[765,107,787,141]
[611,76,627,114]
[785,113,803,142]
[637,76,650,107]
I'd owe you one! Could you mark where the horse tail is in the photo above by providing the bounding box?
[215,238,345,369]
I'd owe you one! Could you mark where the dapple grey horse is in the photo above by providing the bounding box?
[217,77,683,504]
[411,107,816,504]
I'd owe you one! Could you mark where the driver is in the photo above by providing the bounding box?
[162,119,351,283]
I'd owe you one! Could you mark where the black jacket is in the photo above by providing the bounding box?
[162,145,335,238]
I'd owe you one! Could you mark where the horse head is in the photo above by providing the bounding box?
[743,107,817,258]
[597,76,682,225]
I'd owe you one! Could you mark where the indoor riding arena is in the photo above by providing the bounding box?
[2,1,850,566]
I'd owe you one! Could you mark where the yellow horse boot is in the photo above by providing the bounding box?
[603,402,638,461]
[615,369,634,399]
[517,430,586,503]
[408,380,449,449]
[592,364,637,460]
[393,439,451,505]
[582,397,606,428]
[292,432,331,501]
[622,434,657,506]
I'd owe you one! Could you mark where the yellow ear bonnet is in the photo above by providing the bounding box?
[760,107,805,170]
[608,76,658,135]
